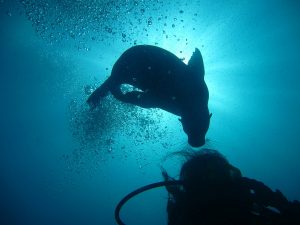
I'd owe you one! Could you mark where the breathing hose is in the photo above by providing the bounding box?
[115,180,184,225]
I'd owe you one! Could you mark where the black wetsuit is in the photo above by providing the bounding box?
[166,177,300,225]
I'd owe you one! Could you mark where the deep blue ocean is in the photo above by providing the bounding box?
[1,0,300,225]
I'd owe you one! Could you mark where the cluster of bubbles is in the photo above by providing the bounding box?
[65,88,172,174]
[19,0,199,48]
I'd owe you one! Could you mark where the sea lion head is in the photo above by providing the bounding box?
[181,109,212,147]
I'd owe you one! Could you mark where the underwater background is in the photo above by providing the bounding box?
[1,0,300,224]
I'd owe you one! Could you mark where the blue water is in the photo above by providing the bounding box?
[1,0,300,225]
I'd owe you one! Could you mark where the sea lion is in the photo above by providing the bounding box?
[87,45,211,147]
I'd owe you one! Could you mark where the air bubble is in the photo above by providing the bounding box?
[84,85,94,95]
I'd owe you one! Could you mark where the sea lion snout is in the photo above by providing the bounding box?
[181,108,211,147]
[187,135,206,148]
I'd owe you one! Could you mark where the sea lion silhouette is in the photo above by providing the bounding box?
[87,45,211,147]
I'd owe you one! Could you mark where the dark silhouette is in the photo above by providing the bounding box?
[114,149,300,225]
[87,45,211,147]
[162,149,300,225]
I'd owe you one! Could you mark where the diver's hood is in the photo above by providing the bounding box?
[115,180,184,225]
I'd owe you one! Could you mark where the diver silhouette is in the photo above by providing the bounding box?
[87,45,211,147]
[115,149,300,225]
[162,149,300,225]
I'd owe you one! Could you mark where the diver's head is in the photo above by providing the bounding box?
[181,109,212,147]
[180,149,241,190]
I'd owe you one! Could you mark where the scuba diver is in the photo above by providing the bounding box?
[115,149,300,225]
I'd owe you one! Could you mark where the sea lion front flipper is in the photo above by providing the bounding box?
[109,83,146,106]
[188,48,205,77]
[124,91,181,116]
[122,90,158,108]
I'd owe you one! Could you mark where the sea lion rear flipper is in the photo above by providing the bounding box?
[87,78,111,108]
[188,48,205,77]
